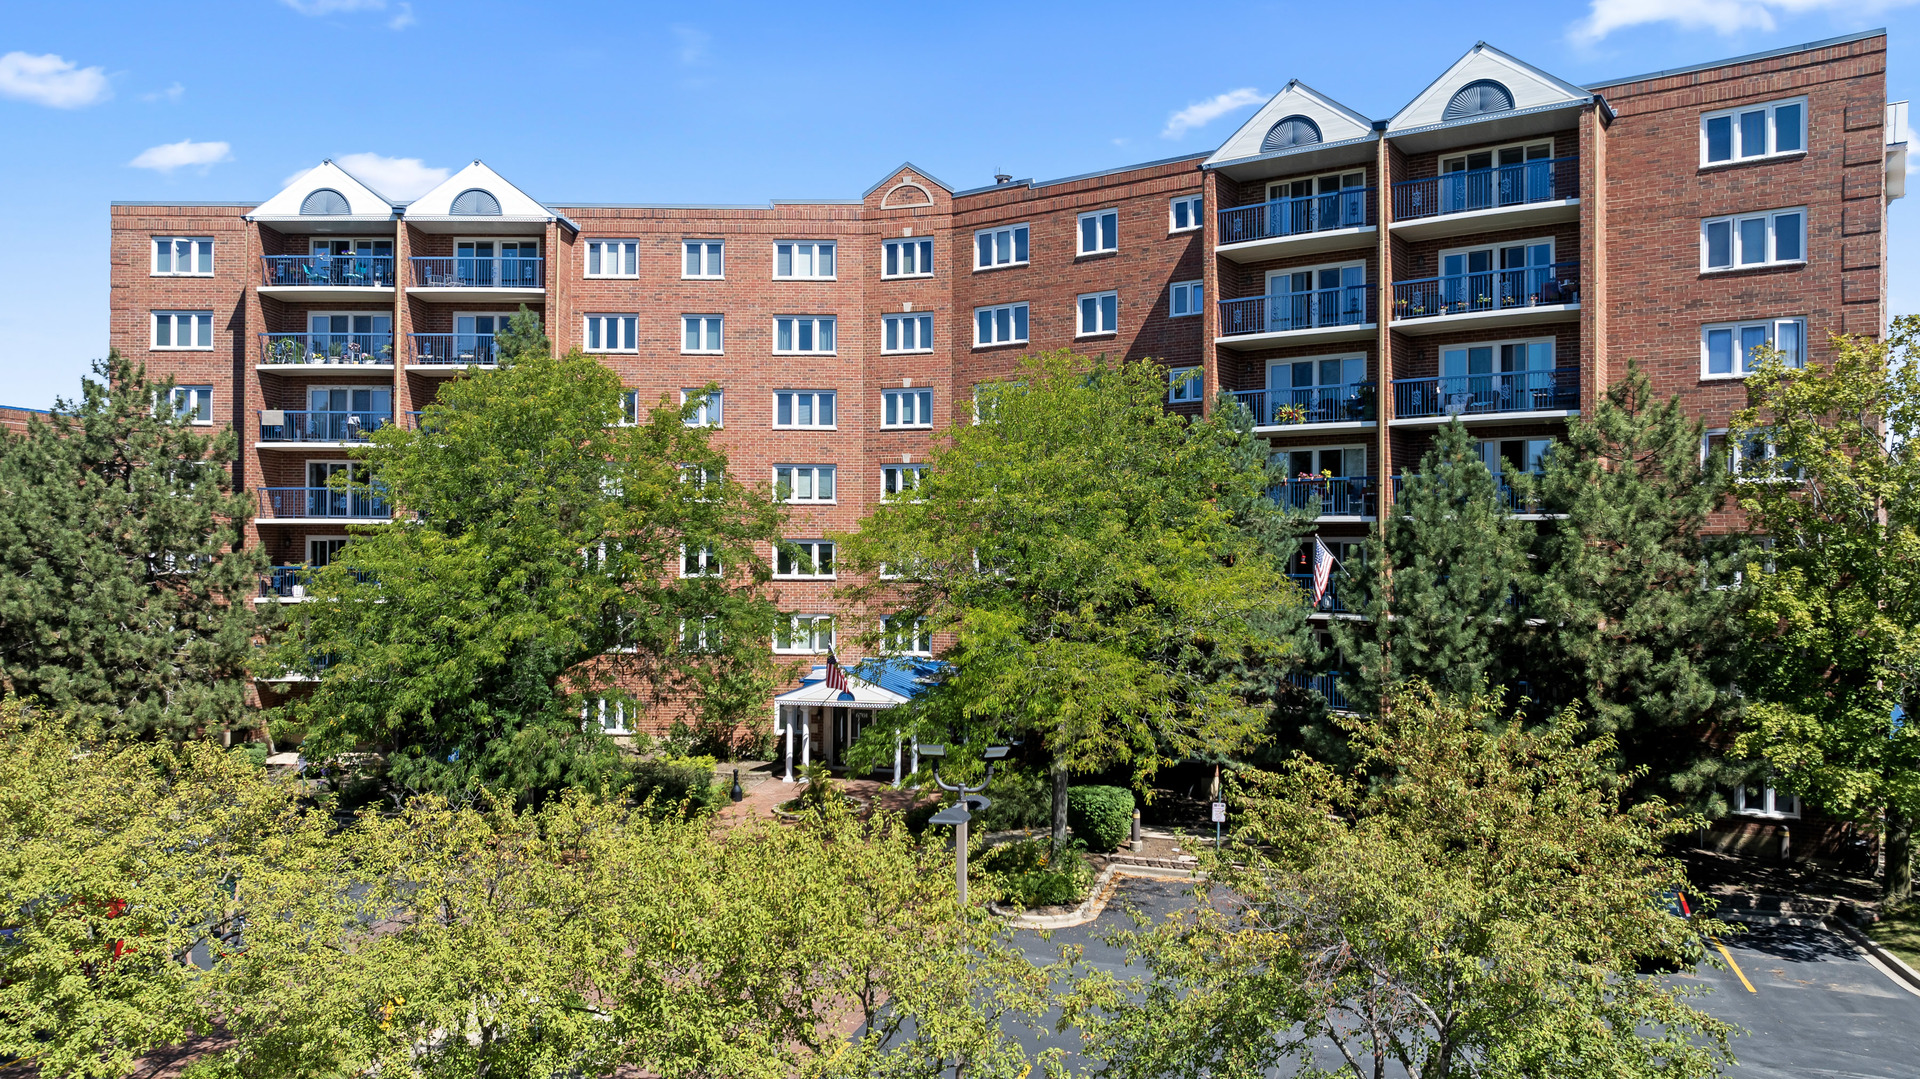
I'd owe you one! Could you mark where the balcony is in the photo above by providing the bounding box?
[259,565,313,601]
[257,410,394,445]
[1289,671,1353,712]
[1389,262,1579,335]
[1390,473,1555,516]
[1230,382,1376,430]
[407,256,544,302]
[1274,476,1376,519]
[1390,158,1579,240]
[1391,370,1578,423]
[258,255,397,301]
[258,332,396,369]
[1216,287,1375,350]
[1288,573,1352,615]
[409,333,500,372]
[1217,188,1376,262]
[256,487,391,523]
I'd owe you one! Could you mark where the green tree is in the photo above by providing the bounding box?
[0,353,273,740]
[1530,361,1749,810]
[1730,317,1920,902]
[838,351,1303,844]
[1064,685,1734,1079]
[273,312,787,802]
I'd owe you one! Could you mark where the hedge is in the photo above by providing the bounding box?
[1066,785,1135,852]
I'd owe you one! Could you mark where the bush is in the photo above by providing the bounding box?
[786,762,849,813]
[974,837,1096,909]
[976,764,1051,832]
[621,754,720,819]
[1067,785,1135,852]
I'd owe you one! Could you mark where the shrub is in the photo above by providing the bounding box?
[977,764,1051,832]
[785,762,850,814]
[1067,785,1135,852]
[974,837,1096,909]
[621,754,720,819]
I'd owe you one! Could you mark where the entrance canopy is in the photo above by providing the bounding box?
[772,656,949,710]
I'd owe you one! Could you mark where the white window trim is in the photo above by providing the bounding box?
[881,464,926,499]
[771,240,838,281]
[1731,783,1801,819]
[1169,194,1204,234]
[1277,442,1370,478]
[1701,427,1795,480]
[772,390,838,430]
[972,223,1031,272]
[881,237,936,280]
[1437,337,1559,372]
[617,390,640,427]
[973,302,1030,349]
[1169,280,1203,319]
[1168,366,1203,404]
[1076,290,1119,339]
[679,544,723,578]
[1699,317,1807,381]
[583,697,632,735]
[1434,236,1557,273]
[152,311,215,351]
[1264,352,1372,390]
[1267,169,1370,203]
[881,388,934,429]
[680,388,723,428]
[1437,142,1553,173]
[1700,208,1807,273]
[774,614,836,655]
[1265,258,1371,296]
[1699,96,1809,169]
[773,465,837,505]
[170,384,215,425]
[772,316,837,356]
[1076,208,1120,256]
[583,239,639,279]
[882,313,935,355]
[881,614,934,657]
[681,314,724,356]
[682,239,725,280]
[773,540,837,580]
[582,313,639,354]
[152,237,214,277]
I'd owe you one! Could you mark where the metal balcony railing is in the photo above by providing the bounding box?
[260,565,311,598]
[1391,473,1549,515]
[1392,261,1579,321]
[1392,370,1579,419]
[1288,572,1351,614]
[409,256,544,289]
[1273,476,1376,518]
[260,254,397,288]
[1392,157,1578,221]
[257,410,394,443]
[1219,287,1374,337]
[259,332,395,366]
[410,333,501,366]
[1290,671,1352,711]
[1217,188,1375,244]
[257,487,390,520]
[1230,381,1376,426]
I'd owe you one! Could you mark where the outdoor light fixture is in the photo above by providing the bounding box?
[915,743,1008,906]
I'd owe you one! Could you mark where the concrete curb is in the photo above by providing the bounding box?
[1721,908,1920,998]
[989,863,1202,930]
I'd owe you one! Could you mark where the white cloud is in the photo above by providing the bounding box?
[280,0,386,13]
[389,2,415,29]
[672,24,710,66]
[1570,0,1916,43]
[293,153,448,200]
[1162,88,1266,139]
[0,51,111,108]
[129,139,233,173]
[142,82,185,103]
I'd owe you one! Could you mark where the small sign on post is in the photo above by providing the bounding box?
[1211,800,1227,849]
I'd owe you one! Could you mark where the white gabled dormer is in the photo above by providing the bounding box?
[1205,81,1377,169]
[403,161,565,232]
[1387,43,1590,135]
[248,160,400,229]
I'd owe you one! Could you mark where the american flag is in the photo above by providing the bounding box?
[823,651,849,694]
[1311,536,1336,607]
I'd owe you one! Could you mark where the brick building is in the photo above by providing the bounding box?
[110,32,1905,841]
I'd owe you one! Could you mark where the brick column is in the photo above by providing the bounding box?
[1579,103,1610,414]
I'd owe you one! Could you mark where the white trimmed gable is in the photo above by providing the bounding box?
[1206,81,1375,167]
[404,161,553,221]
[1388,43,1588,132]
[250,160,397,219]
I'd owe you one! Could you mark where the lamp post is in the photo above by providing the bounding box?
[917,743,1008,907]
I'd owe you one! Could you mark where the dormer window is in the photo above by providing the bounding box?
[300,189,351,215]
[1443,80,1514,121]
[1261,115,1322,153]
[450,189,502,216]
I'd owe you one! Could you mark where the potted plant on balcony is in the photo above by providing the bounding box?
[1272,402,1310,426]
[271,338,300,365]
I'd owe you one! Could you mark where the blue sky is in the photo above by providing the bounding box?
[2,0,1915,408]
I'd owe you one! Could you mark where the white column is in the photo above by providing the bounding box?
[910,743,920,790]
[893,729,903,788]
[781,706,794,783]
[800,709,812,774]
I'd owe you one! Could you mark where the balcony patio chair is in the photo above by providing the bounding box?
[301,261,332,287]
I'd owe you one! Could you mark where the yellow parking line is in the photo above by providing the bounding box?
[1715,939,1756,993]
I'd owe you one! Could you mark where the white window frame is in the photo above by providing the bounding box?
[1700,208,1806,272]
[1169,280,1203,318]
[773,316,837,355]
[1700,96,1808,167]
[973,302,1030,348]
[774,613,835,655]
[1077,208,1119,256]
[680,544,723,577]
[618,390,640,426]
[1077,291,1119,338]
[1268,169,1369,204]
[973,224,1030,271]
[152,237,213,277]
[1731,782,1801,819]
[1700,317,1806,380]
[680,388,723,427]
[1168,367,1203,404]
[152,311,214,351]
[1278,444,1369,481]
[583,239,638,279]
[169,384,214,424]
[682,314,724,355]
[773,465,837,504]
[1702,428,1796,480]
[774,540,836,580]
[583,314,638,353]
[773,240,837,281]
[882,388,933,428]
[881,614,933,656]
[883,313,934,354]
[1169,194,1203,233]
[882,464,924,499]
[683,239,725,279]
[773,390,837,430]
[883,236,935,279]
[583,697,632,735]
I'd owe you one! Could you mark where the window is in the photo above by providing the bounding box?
[881,615,933,656]
[882,465,924,498]
[1169,280,1203,318]
[1477,438,1553,476]
[774,391,836,429]
[775,540,835,578]
[1704,429,1795,479]
[974,303,1029,347]
[681,545,722,576]
[1263,261,1369,329]
[153,311,213,350]
[1168,367,1203,404]
[1077,209,1119,255]
[152,237,213,276]
[1732,782,1800,818]
[883,388,933,427]
[1262,115,1322,152]
[1170,194,1203,232]
[774,614,835,654]
[883,313,934,353]
[619,390,639,426]
[680,464,721,495]
[1433,240,1555,310]
[677,617,722,653]
[1702,318,1805,378]
[774,241,835,280]
[1702,97,1806,166]
[774,316,836,354]
[681,389,722,427]
[973,224,1030,270]
[584,240,637,278]
[584,314,638,352]
[1701,208,1805,271]
[170,385,213,424]
[682,315,723,354]
[774,465,836,503]
[584,698,631,735]
[683,239,724,278]
[883,237,934,278]
[1077,291,1118,337]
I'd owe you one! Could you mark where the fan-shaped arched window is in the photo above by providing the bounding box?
[300,188,351,215]
[1443,80,1514,122]
[1261,115,1323,153]
[450,189,502,216]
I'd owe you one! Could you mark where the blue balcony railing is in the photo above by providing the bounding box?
[258,410,393,443]
[260,565,311,598]
[410,333,500,366]
[1290,671,1352,711]
[1274,476,1376,518]
[1392,157,1578,221]
[257,487,390,521]
[410,256,543,289]
[259,332,395,366]
[1391,473,1549,514]
[1230,381,1376,426]
[1288,573,1351,614]
[1392,261,1579,321]
[1218,188,1375,245]
[1392,370,1578,419]
[1219,287,1374,337]
[260,254,396,288]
